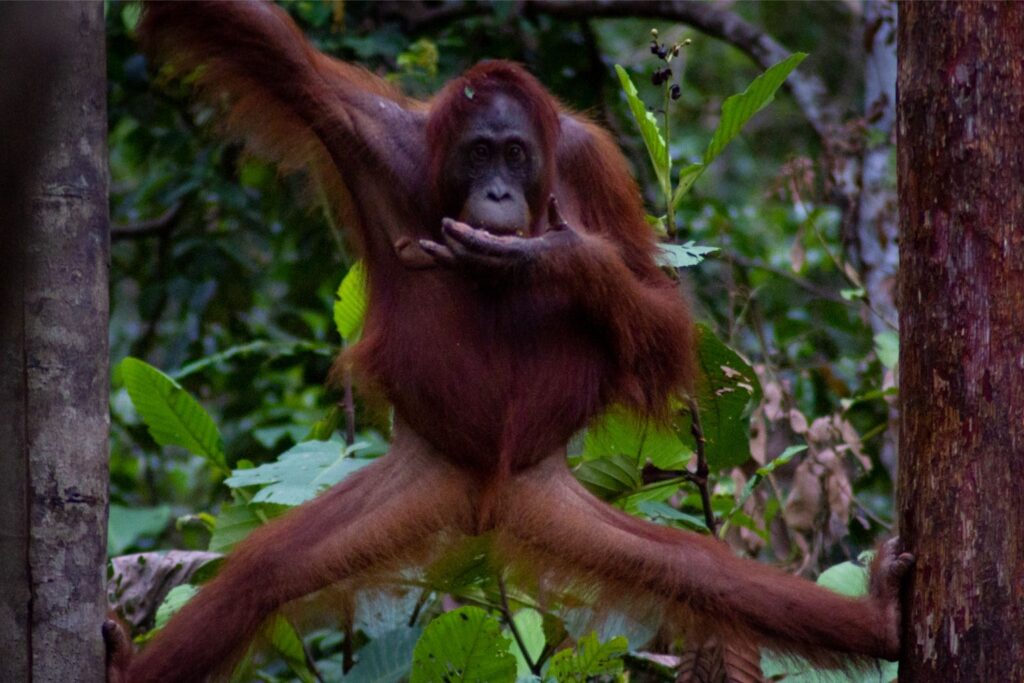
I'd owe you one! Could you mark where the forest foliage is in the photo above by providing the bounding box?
[106,2,898,681]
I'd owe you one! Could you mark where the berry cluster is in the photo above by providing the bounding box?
[649,29,690,100]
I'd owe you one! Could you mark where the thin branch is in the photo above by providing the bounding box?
[726,251,848,304]
[525,0,835,140]
[340,365,356,447]
[496,574,540,676]
[687,397,717,536]
[300,637,325,683]
[373,0,834,142]
[110,201,183,241]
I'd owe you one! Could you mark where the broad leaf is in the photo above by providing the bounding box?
[677,325,762,470]
[573,454,642,500]
[410,606,516,683]
[506,609,545,681]
[656,241,719,269]
[760,555,897,681]
[207,501,262,553]
[545,632,627,682]
[120,357,226,470]
[615,65,670,196]
[672,53,807,208]
[108,504,173,556]
[874,331,899,369]
[224,439,372,506]
[269,616,316,683]
[703,53,807,165]
[583,408,691,470]
[337,627,423,683]
[636,500,709,533]
[154,584,199,630]
[335,260,368,343]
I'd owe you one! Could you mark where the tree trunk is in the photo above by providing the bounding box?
[0,3,109,681]
[897,3,1024,680]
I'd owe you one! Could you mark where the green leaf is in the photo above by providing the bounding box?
[636,500,709,533]
[154,584,199,630]
[120,357,227,470]
[656,241,719,269]
[816,555,871,598]
[208,501,262,553]
[874,330,899,369]
[671,162,705,209]
[545,632,627,682]
[677,325,763,470]
[761,552,897,682]
[703,53,807,165]
[840,287,865,301]
[224,439,372,506]
[614,65,670,195]
[335,260,369,343]
[507,609,545,680]
[410,607,516,683]
[583,407,691,470]
[108,504,173,556]
[268,616,316,683]
[338,627,423,683]
[573,454,642,500]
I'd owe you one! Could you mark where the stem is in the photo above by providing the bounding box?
[663,77,676,238]
[687,397,718,536]
[341,366,356,447]
[496,574,540,676]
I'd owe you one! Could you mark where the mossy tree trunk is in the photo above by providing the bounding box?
[897,3,1024,680]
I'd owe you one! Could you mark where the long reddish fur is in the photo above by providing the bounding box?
[116,3,903,681]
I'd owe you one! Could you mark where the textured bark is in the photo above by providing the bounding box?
[897,3,1024,680]
[0,3,109,682]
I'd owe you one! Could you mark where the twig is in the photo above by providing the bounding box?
[110,200,183,241]
[496,574,540,676]
[341,365,356,447]
[525,0,835,141]
[687,397,717,536]
[301,638,325,683]
[407,588,429,627]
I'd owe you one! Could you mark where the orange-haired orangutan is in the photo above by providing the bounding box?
[105,2,913,681]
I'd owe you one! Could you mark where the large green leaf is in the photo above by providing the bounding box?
[120,357,226,470]
[506,609,545,681]
[703,53,807,165]
[672,53,806,209]
[656,241,719,269]
[154,584,199,630]
[223,439,372,506]
[614,65,670,196]
[545,632,627,682]
[339,627,423,683]
[410,607,516,683]
[107,504,173,556]
[676,324,763,470]
[583,407,691,470]
[573,454,642,501]
[334,260,368,343]
[761,553,897,682]
[207,501,262,553]
[268,616,316,683]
